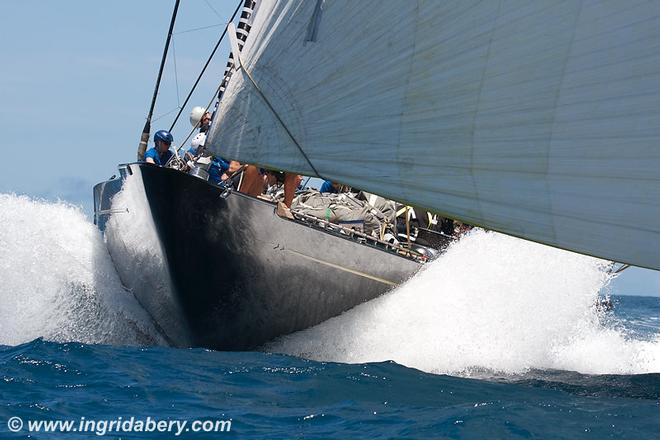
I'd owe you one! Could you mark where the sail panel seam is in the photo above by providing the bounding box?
[469,0,503,224]
[546,0,585,244]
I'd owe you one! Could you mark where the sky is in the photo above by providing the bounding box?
[0,0,658,297]
[0,0,236,207]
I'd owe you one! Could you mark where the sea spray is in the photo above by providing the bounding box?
[3,192,659,376]
[268,230,660,376]
[0,194,164,346]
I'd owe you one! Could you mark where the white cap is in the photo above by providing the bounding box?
[191,133,206,148]
[189,106,206,127]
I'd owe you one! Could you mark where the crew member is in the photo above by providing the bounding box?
[189,106,212,133]
[319,180,340,193]
[184,132,231,184]
[209,156,230,184]
[283,173,302,207]
[183,133,206,160]
[238,168,301,208]
[199,112,212,133]
[144,130,174,166]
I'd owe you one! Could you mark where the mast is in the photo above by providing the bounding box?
[137,0,181,161]
[216,0,257,105]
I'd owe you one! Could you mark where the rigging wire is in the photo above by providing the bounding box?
[171,37,181,107]
[167,0,243,132]
[174,23,225,35]
[240,63,323,179]
[137,0,181,160]
[203,0,225,20]
[152,106,182,123]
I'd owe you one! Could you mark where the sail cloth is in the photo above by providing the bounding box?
[207,0,660,270]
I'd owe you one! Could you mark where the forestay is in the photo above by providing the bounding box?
[207,0,660,270]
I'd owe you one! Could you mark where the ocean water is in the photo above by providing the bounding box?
[1,194,659,438]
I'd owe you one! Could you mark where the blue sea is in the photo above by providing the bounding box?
[1,194,659,438]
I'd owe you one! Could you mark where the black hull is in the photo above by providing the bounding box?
[95,163,421,350]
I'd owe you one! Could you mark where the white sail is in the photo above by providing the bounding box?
[207,0,660,270]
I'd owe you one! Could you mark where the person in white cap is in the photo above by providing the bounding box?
[190,106,212,133]
[189,106,205,126]
[200,112,212,133]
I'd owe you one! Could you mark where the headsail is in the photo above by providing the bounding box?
[207,0,660,270]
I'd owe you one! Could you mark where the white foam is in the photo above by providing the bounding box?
[268,230,660,376]
[0,194,164,346]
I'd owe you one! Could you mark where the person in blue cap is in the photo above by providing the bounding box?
[144,130,174,166]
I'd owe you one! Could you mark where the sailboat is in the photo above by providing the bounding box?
[95,0,660,349]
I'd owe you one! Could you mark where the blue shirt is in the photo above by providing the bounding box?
[144,148,173,166]
[320,180,338,193]
[184,147,229,183]
[208,157,230,184]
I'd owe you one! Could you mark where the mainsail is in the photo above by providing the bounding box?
[207,0,660,270]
